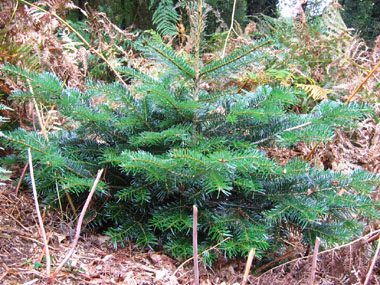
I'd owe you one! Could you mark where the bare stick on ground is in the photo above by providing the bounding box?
[48,168,104,283]
[364,233,380,285]
[242,248,256,285]
[28,148,51,275]
[309,237,321,285]
[193,205,199,285]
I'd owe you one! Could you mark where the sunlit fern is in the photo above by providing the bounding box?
[297,84,333,100]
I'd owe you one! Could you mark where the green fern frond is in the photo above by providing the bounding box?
[152,0,179,36]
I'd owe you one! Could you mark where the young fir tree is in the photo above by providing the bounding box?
[2,0,379,264]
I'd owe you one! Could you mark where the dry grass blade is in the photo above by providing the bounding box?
[28,148,50,276]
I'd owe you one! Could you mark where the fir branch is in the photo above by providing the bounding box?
[86,82,152,130]
[200,40,271,77]
[144,40,196,79]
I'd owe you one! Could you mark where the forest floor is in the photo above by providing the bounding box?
[1,109,380,284]
[0,182,250,284]
[1,175,380,284]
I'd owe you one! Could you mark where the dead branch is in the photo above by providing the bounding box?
[258,229,380,278]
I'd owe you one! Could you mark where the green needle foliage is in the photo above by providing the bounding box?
[2,1,380,265]
[0,104,12,185]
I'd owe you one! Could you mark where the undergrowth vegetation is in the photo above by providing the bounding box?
[1,0,380,267]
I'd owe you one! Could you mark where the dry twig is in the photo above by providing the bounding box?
[193,205,199,285]
[257,230,380,279]
[242,248,255,285]
[222,0,237,58]
[346,60,380,103]
[48,168,104,283]
[15,163,28,196]
[364,232,380,285]
[20,0,129,89]
[28,148,51,275]
[309,237,320,285]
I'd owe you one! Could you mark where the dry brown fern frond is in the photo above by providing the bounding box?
[328,34,375,100]
[319,105,380,174]
[1,0,87,88]
[297,84,332,100]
